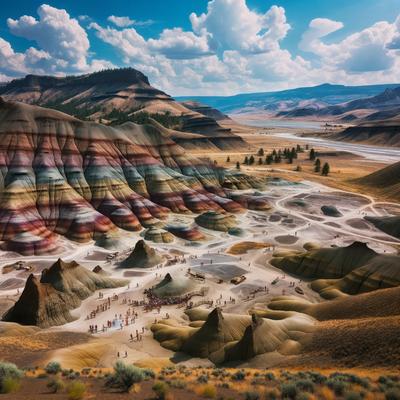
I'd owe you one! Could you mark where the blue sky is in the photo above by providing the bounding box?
[0,0,400,95]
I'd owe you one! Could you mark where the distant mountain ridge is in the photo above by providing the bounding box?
[176,83,400,114]
[278,86,400,122]
[0,68,245,150]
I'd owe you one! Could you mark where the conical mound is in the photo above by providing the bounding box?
[119,240,162,269]
[3,259,127,328]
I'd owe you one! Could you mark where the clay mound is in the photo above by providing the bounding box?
[3,274,77,327]
[167,225,205,241]
[311,286,400,321]
[355,161,400,201]
[252,293,400,369]
[181,308,251,362]
[144,227,174,243]
[225,313,313,362]
[0,99,261,255]
[270,241,377,279]
[195,211,237,232]
[95,233,125,250]
[321,205,342,217]
[365,215,400,239]
[152,307,314,363]
[3,259,126,327]
[228,193,271,211]
[119,240,162,269]
[258,286,400,322]
[228,227,245,237]
[312,253,400,298]
[152,273,197,298]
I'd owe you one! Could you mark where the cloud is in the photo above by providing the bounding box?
[299,18,344,53]
[107,15,155,28]
[1,1,400,95]
[89,22,148,63]
[7,4,90,70]
[148,28,212,59]
[300,17,398,73]
[190,0,290,53]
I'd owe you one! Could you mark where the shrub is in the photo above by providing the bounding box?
[197,374,209,383]
[106,361,145,392]
[200,384,217,398]
[281,383,298,399]
[169,379,186,389]
[152,381,169,400]
[0,362,23,394]
[265,372,276,381]
[295,379,315,393]
[344,392,362,400]
[244,391,260,400]
[326,378,348,396]
[45,361,62,375]
[386,389,400,400]
[47,377,65,393]
[2,377,20,394]
[231,370,246,381]
[67,381,86,400]
[142,368,155,379]
[265,388,280,400]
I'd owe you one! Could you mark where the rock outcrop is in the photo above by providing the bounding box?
[3,259,126,327]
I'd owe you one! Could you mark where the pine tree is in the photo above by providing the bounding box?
[236,161,240,170]
[249,155,255,165]
[258,158,263,165]
[226,156,230,163]
[291,147,297,159]
[322,162,330,176]
[314,158,321,173]
[272,149,277,157]
[309,148,316,161]
[244,156,249,165]
[257,148,264,156]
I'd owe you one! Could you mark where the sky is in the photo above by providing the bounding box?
[0,0,400,96]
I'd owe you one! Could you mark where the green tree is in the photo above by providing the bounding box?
[244,156,249,165]
[322,162,330,176]
[249,155,255,165]
[309,148,316,161]
[314,158,321,173]
[226,156,230,163]
[257,148,264,156]
[258,157,263,165]
[236,161,240,170]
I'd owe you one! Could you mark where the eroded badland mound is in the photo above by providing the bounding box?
[3,259,126,328]
[0,99,264,255]
[355,161,400,202]
[270,242,400,298]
